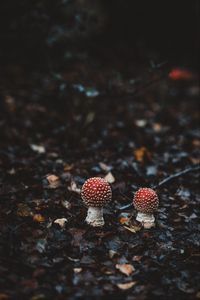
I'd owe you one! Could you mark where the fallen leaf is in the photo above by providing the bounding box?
[7,168,16,175]
[30,144,45,154]
[17,203,33,217]
[33,214,45,223]
[135,119,147,127]
[152,123,162,132]
[104,172,115,183]
[109,249,118,258]
[85,111,95,124]
[189,157,200,164]
[46,174,61,188]
[4,95,16,112]
[73,268,82,273]
[0,294,9,300]
[54,218,68,228]
[119,217,130,225]
[99,162,111,172]
[134,147,151,163]
[31,295,46,300]
[116,281,137,290]
[68,181,81,194]
[63,163,74,171]
[61,200,72,209]
[132,255,142,262]
[116,264,135,276]
[196,291,200,298]
[124,225,141,233]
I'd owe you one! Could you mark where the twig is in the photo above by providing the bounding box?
[118,165,200,211]
[153,165,200,189]
[118,203,133,210]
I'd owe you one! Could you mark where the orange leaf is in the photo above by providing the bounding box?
[119,217,130,225]
[134,147,150,163]
[33,214,45,223]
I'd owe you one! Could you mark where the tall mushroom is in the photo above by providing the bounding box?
[133,188,159,229]
[81,177,112,227]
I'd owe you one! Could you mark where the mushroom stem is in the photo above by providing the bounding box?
[136,212,155,229]
[86,207,104,227]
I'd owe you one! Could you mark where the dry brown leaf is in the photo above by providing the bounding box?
[196,291,200,298]
[152,123,162,132]
[63,163,74,171]
[46,174,61,188]
[134,147,151,162]
[132,255,142,262]
[33,214,45,223]
[192,139,200,147]
[124,225,141,233]
[4,95,16,112]
[17,203,33,217]
[0,293,10,299]
[189,157,200,164]
[116,281,137,290]
[116,263,135,276]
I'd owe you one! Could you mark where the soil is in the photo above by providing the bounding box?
[0,42,199,300]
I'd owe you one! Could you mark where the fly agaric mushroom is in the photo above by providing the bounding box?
[81,177,112,227]
[133,188,159,229]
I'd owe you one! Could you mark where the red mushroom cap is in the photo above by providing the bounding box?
[81,177,112,207]
[133,188,159,213]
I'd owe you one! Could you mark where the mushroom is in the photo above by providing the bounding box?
[81,177,112,227]
[133,188,159,229]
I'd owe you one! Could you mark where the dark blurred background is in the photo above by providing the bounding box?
[0,0,199,68]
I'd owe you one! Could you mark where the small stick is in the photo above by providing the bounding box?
[153,165,200,189]
[118,165,200,211]
[118,202,133,211]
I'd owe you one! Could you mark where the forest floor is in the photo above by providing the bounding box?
[0,46,199,300]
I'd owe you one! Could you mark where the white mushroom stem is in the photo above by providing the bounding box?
[86,207,104,227]
[136,212,155,229]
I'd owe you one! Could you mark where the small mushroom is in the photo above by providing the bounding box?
[81,177,112,227]
[133,188,159,229]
